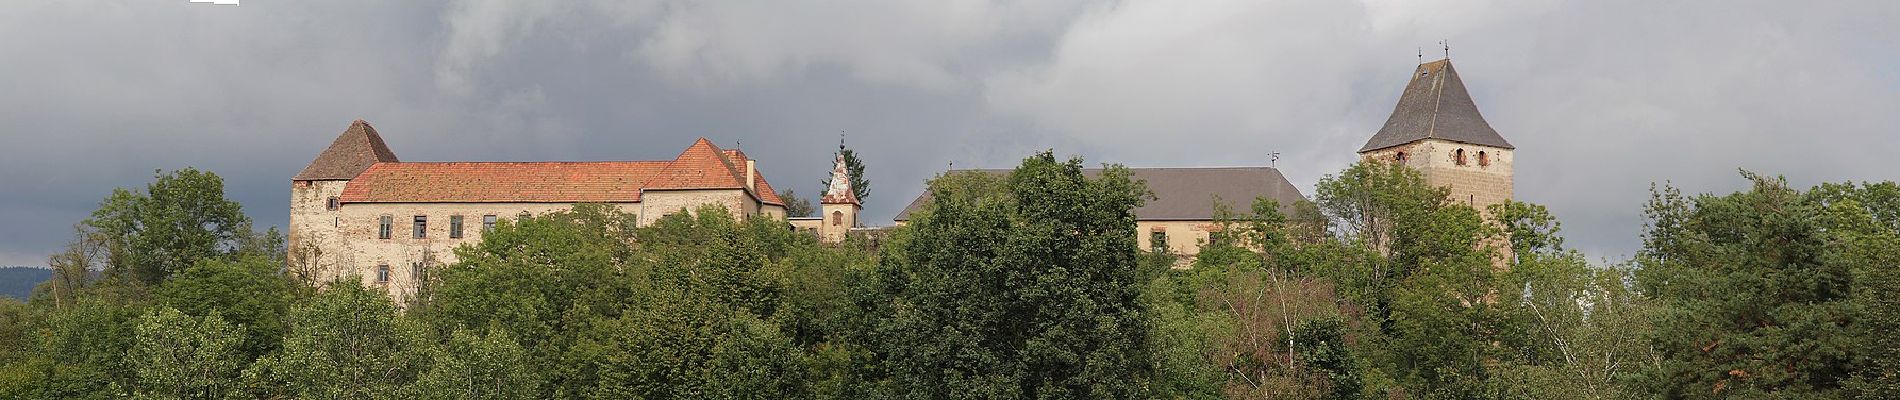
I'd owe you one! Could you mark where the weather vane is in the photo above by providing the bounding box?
[1270,152,1281,168]
[1440,40,1450,60]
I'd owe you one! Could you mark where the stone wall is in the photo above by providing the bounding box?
[1359,138,1514,214]
[637,189,753,226]
[1136,220,1222,260]
[291,185,778,304]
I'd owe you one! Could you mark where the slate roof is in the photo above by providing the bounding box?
[893,167,1306,221]
[294,120,399,180]
[316,123,783,205]
[1358,59,1513,152]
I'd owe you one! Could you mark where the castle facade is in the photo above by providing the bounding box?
[288,121,788,303]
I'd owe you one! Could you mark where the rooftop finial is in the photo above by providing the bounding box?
[839,130,846,151]
[1441,40,1449,60]
[1270,152,1281,168]
[1417,47,1423,64]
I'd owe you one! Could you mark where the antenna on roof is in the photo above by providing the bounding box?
[1441,40,1450,60]
[1270,152,1281,168]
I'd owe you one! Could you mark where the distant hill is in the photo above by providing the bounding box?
[0,267,51,301]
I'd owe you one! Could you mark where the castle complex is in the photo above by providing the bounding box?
[288,57,1513,297]
[288,121,792,303]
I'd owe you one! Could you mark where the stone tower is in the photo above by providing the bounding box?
[818,144,861,244]
[288,120,399,280]
[1358,58,1514,214]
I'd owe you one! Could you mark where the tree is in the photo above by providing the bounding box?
[412,328,543,400]
[156,255,293,360]
[83,168,250,285]
[252,281,430,399]
[1632,172,1872,398]
[780,189,816,217]
[127,307,247,399]
[864,151,1153,398]
[819,145,870,202]
[1486,201,1657,400]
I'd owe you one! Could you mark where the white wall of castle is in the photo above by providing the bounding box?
[1359,138,1515,213]
[290,184,783,303]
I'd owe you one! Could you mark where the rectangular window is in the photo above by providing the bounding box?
[449,215,464,239]
[378,216,392,239]
[413,215,427,239]
[1151,231,1168,253]
[376,264,390,283]
[326,197,340,211]
[483,215,497,231]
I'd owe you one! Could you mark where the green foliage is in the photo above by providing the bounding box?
[781,188,817,217]
[412,327,542,400]
[865,151,1153,398]
[83,168,251,285]
[127,307,247,399]
[253,281,430,400]
[1632,172,1883,398]
[156,255,292,360]
[16,160,1900,400]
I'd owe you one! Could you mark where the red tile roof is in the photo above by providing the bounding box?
[295,120,399,180]
[337,137,785,205]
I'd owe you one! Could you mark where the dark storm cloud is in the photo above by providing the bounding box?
[2,0,1895,266]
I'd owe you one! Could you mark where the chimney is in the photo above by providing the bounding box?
[745,159,757,192]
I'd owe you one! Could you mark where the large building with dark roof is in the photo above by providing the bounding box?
[893,167,1307,259]
[288,120,788,302]
[1356,58,1514,214]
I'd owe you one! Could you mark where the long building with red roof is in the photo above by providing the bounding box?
[288,120,788,302]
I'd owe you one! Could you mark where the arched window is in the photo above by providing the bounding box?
[832,210,843,226]
[1454,149,1467,166]
[1394,152,1406,162]
[1478,151,1489,167]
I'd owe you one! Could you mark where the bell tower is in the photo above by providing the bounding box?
[1358,58,1514,214]
[819,141,861,244]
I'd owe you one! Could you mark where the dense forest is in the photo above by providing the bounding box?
[0,267,51,300]
[1,152,1896,399]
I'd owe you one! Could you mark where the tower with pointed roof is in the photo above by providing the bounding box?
[289,120,399,282]
[1359,58,1514,215]
[818,142,862,244]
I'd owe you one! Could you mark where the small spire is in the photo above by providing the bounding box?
[839,130,846,151]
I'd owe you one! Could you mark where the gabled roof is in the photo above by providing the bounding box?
[648,138,749,190]
[294,120,400,180]
[335,136,784,205]
[893,167,1305,221]
[339,161,669,203]
[1359,59,1513,152]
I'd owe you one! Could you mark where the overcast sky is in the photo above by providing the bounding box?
[2,0,1897,267]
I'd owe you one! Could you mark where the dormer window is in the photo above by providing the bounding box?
[1454,149,1467,166]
